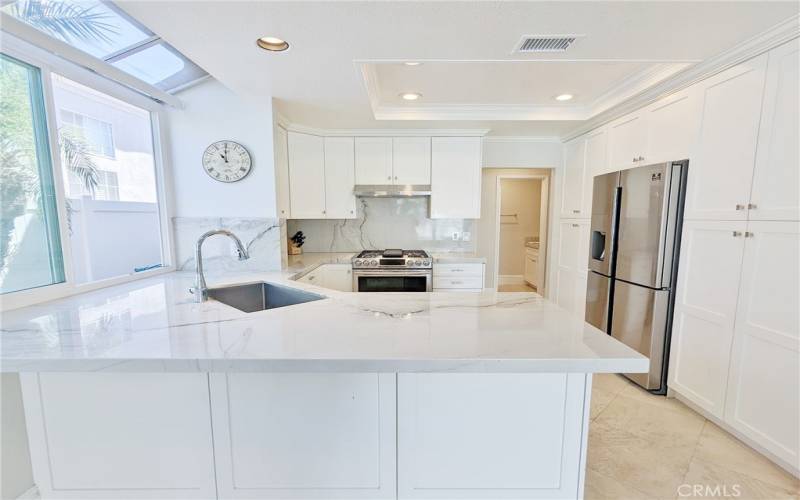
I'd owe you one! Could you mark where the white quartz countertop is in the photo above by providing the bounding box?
[1,259,647,373]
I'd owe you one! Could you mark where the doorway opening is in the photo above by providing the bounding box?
[495,175,549,293]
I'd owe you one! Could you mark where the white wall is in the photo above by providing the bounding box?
[1,374,34,499]
[482,138,562,168]
[499,178,541,276]
[165,80,277,218]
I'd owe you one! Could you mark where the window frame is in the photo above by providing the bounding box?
[0,34,175,311]
[58,107,117,159]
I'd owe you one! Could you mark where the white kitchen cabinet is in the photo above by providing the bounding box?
[582,128,607,210]
[21,373,217,499]
[644,87,701,164]
[560,136,587,218]
[273,125,291,218]
[323,263,353,292]
[210,373,396,499]
[288,132,326,219]
[749,40,800,222]
[297,267,324,286]
[393,137,431,185]
[433,262,485,292]
[355,137,393,184]
[607,111,648,170]
[669,220,747,418]
[430,137,482,219]
[724,221,799,469]
[397,373,589,499]
[554,220,590,317]
[683,54,768,221]
[323,137,357,219]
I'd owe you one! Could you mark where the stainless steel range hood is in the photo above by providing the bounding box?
[353,184,431,197]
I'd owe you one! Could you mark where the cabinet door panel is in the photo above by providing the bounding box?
[288,132,326,219]
[725,222,799,469]
[323,263,354,292]
[274,125,291,218]
[211,373,396,499]
[355,137,393,185]
[750,40,800,222]
[555,221,585,315]
[21,373,216,499]
[560,137,586,217]
[430,137,481,219]
[324,137,356,219]
[397,373,587,499]
[393,137,431,184]
[668,221,746,418]
[583,129,607,212]
[645,88,701,164]
[607,112,647,170]
[683,55,767,221]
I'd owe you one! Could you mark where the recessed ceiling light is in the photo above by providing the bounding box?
[400,92,422,101]
[555,94,574,101]
[404,62,421,66]
[257,36,289,52]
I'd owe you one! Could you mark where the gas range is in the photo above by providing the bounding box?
[352,249,432,270]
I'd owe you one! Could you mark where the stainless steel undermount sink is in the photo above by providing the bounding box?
[208,282,326,313]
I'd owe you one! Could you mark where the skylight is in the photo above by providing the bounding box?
[2,0,207,93]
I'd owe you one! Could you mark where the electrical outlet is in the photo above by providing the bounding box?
[462,232,471,241]
[452,231,460,241]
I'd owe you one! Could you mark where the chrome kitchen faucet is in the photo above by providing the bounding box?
[190,229,250,302]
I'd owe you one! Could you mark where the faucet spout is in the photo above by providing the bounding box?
[190,229,250,302]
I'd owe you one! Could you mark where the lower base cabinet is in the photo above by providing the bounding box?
[21,372,592,500]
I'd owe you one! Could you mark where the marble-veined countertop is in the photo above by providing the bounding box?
[0,255,646,373]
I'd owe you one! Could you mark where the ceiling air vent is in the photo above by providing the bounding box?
[515,35,581,53]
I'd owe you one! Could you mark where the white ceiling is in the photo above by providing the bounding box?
[119,1,799,136]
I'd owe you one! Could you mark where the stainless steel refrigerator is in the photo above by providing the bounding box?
[585,160,688,394]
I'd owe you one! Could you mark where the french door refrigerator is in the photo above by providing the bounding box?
[584,160,688,394]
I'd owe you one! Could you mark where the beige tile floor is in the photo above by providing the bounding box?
[585,374,800,500]
[498,283,537,292]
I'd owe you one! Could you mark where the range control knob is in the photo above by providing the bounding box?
[354,259,362,266]
[414,260,421,266]
[407,260,414,266]
[422,260,430,266]
[370,260,378,267]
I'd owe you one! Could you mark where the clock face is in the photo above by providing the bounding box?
[202,140,252,182]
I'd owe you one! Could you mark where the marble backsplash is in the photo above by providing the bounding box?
[172,217,283,274]
[287,198,476,253]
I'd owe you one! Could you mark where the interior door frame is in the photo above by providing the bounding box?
[493,173,550,294]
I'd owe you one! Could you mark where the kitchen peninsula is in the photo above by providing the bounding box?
[1,265,647,500]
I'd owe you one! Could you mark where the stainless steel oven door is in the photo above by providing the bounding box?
[353,270,432,292]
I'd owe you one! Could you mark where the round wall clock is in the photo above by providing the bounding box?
[202,140,252,182]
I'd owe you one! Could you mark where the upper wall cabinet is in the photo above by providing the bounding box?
[644,87,702,165]
[288,132,356,220]
[583,128,607,209]
[430,137,482,219]
[355,138,393,184]
[324,137,357,219]
[274,125,291,218]
[749,39,799,222]
[607,111,648,170]
[560,137,587,218]
[393,137,431,185]
[683,54,768,221]
[288,132,327,219]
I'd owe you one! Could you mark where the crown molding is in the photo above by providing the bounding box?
[562,14,800,141]
[483,136,561,143]
[284,122,490,137]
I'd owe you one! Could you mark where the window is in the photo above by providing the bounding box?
[0,54,65,294]
[59,109,115,158]
[2,0,207,92]
[52,73,164,283]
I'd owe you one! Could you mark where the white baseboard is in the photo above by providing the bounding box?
[16,485,39,500]
[498,274,524,285]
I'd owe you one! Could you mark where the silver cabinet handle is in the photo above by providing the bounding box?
[451,268,464,272]
[394,176,398,180]
[732,231,742,237]
[387,175,392,180]
[735,204,746,210]
[451,281,463,285]
[638,156,645,161]
[571,224,579,227]
[633,157,638,162]
[322,210,326,214]
[572,209,580,213]
[747,203,757,210]
[745,231,754,238]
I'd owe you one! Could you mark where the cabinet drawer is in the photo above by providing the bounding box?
[433,263,484,277]
[433,276,484,289]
